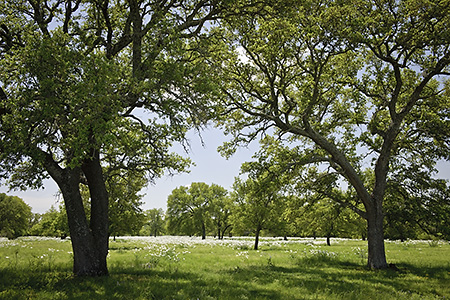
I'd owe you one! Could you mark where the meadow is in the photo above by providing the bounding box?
[0,236,449,300]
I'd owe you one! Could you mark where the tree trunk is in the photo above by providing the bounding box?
[305,126,390,268]
[82,152,109,276]
[254,227,261,250]
[366,200,388,269]
[60,168,108,276]
[201,222,206,240]
[326,235,331,246]
[222,225,232,240]
[43,152,109,276]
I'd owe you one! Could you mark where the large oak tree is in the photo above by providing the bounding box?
[0,0,234,276]
[214,0,450,268]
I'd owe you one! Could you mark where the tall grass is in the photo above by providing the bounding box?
[1,236,449,299]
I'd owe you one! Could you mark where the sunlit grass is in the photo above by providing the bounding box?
[1,236,449,299]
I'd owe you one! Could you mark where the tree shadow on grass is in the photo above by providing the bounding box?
[227,261,366,299]
[52,269,211,300]
[225,258,449,299]
[396,262,450,279]
[0,265,286,300]
[1,259,448,300]
[0,268,204,300]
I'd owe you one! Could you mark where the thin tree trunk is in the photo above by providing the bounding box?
[327,220,335,246]
[201,222,206,240]
[222,225,232,240]
[254,227,261,250]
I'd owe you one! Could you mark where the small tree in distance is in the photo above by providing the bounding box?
[0,193,32,239]
[167,182,228,239]
[141,208,166,237]
[29,205,69,238]
[231,159,286,250]
[210,193,234,239]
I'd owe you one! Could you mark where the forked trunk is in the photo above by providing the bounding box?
[59,168,108,276]
[44,152,109,276]
[366,201,388,269]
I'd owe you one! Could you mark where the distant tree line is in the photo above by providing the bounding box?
[0,196,166,239]
[2,174,449,248]
[165,178,450,250]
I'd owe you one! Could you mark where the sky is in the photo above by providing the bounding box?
[1,127,449,214]
[0,127,259,213]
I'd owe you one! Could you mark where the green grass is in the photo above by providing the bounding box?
[1,236,449,299]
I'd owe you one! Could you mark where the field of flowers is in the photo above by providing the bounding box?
[1,236,449,299]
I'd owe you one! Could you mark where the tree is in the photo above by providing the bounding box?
[166,182,227,239]
[0,0,236,276]
[231,159,285,250]
[105,170,146,239]
[231,178,281,250]
[214,0,450,268]
[0,193,32,239]
[296,196,363,245]
[208,185,231,239]
[29,205,69,238]
[384,170,450,241]
[141,208,166,237]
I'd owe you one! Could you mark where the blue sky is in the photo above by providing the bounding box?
[1,127,449,213]
[0,127,258,213]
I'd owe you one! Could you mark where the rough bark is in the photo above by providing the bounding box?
[366,198,388,269]
[58,168,107,276]
[81,150,109,276]
[43,152,109,276]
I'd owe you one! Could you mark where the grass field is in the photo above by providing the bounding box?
[0,236,449,299]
